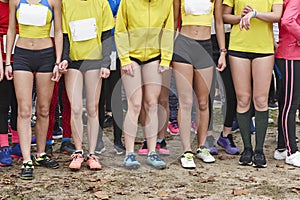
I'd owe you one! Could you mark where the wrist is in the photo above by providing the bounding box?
[5,63,11,67]
[252,10,257,18]
[219,48,227,54]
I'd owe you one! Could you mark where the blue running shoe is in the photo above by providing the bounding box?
[10,144,23,159]
[123,152,140,169]
[0,146,13,166]
[146,152,166,169]
[52,127,63,139]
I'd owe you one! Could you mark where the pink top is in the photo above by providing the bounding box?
[276,0,300,60]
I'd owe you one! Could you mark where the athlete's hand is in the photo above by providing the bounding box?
[58,60,68,73]
[241,5,253,17]
[51,65,61,82]
[240,11,254,31]
[122,63,134,77]
[217,53,226,72]
[100,67,110,79]
[158,65,169,73]
[0,63,4,82]
[5,64,13,80]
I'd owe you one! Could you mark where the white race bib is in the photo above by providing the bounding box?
[184,0,212,15]
[110,51,117,71]
[3,34,19,54]
[18,3,48,26]
[69,18,97,42]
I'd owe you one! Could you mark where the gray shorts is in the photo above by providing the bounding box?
[172,34,215,69]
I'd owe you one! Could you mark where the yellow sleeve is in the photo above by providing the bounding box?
[160,1,174,67]
[273,0,283,4]
[62,0,68,34]
[223,0,234,7]
[115,0,131,67]
[102,0,114,32]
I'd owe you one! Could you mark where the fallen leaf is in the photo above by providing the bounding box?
[198,176,215,183]
[238,176,255,182]
[88,178,97,182]
[276,164,284,168]
[200,194,210,198]
[207,176,215,182]
[115,189,125,195]
[94,191,109,199]
[143,190,150,194]
[291,187,300,195]
[44,182,55,189]
[166,198,183,200]
[188,171,201,176]
[157,191,169,197]
[218,155,234,160]
[232,189,249,196]
[175,182,186,188]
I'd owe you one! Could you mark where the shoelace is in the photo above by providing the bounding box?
[227,134,237,147]
[88,155,99,162]
[171,121,179,129]
[22,161,34,169]
[184,153,194,161]
[71,153,83,161]
[127,154,137,161]
[201,148,211,156]
[150,153,162,161]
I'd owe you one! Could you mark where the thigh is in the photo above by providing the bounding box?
[159,69,172,102]
[13,71,34,111]
[84,69,102,108]
[252,55,274,98]
[121,61,143,102]
[35,73,55,108]
[193,66,214,100]
[64,69,83,107]
[229,55,252,99]
[142,60,162,101]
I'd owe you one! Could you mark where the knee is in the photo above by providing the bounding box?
[71,105,82,117]
[253,96,268,110]
[86,105,98,118]
[128,100,142,114]
[144,100,159,111]
[36,105,50,118]
[198,98,209,111]
[237,95,251,109]
[179,98,193,111]
[18,106,32,119]
[158,98,168,110]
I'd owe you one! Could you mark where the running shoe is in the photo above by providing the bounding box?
[146,152,166,169]
[69,152,84,170]
[31,136,37,146]
[274,149,287,160]
[180,151,196,169]
[286,151,300,167]
[20,160,34,180]
[0,147,12,166]
[33,153,59,169]
[123,152,140,169]
[239,148,253,166]
[103,114,113,128]
[196,146,215,163]
[45,144,53,157]
[60,141,76,155]
[231,120,240,133]
[156,139,170,155]
[95,147,106,155]
[52,127,63,139]
[205,135,218,155]
[253,150,267,168]
[10,143,23,159]
[217,132,240,155]
[86,154,102,170]
[268,99,278,110]
[114,143,126,155]
[167,120,180,136]
[138,141,148,156]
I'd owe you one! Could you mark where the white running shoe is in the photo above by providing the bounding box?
[196,147,215,163]
[286,151,300,167]
[273,149,287,160]
[180,152,196,169]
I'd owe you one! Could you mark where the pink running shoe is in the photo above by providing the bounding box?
[86,154,102,170]
[167,120,180,136]
[69,153,84,170]
[138,141,149,156]
[156,140,170,155]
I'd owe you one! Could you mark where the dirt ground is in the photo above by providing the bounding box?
[1,107,300,200]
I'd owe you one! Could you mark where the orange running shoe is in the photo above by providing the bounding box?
[86,154,102,170]
[69,153,84,170]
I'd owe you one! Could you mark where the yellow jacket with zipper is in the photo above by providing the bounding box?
[115,0,174,67]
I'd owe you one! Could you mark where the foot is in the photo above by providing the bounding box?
[114,143,126,155]
[217,132,240,155]
[167,120,180,136]
[205,135,218,155]
[103,114,113,128]
[123,152,140,169]
[20,161,34,180]
[69,152,84,170]
[239,148,253,166]
[86,154,102,170]
[137,141,148,156]
[45,144,53,157]
[253,150,267,168]
[156,139,170,155]
[33,153,59,169]
[0,146,12,166]
[146,152,166,169]
[286,151,300,167]
[60,141,76,155]
[180,151,196,169]
[10,143,23,159]
[196,146,215,163]
[52,127,63,139]
[274,149,287,160]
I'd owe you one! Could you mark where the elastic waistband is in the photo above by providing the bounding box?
[15,46,54,52]
[178,34,211,44]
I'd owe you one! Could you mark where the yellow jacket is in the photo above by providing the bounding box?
[115,0,174,67]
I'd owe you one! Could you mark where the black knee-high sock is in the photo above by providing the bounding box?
[237,108,252,150]
[254,110,269,152]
